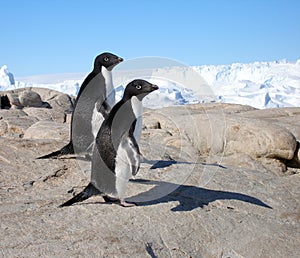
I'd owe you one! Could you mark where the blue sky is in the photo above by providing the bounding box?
[1,0,300,77]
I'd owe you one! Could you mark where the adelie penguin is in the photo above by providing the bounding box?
[59,79,159,207]
[38,52,123,159]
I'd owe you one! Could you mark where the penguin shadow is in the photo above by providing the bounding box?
[142,158,227,170]
[128,178,272,211]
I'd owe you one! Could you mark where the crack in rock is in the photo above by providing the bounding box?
[42,165,68,182]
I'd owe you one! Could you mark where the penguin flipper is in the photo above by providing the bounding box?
[99,100,111,119]
[37,141,74,159]
[59,183,101,207]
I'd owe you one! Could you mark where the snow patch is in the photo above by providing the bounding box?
[0,65,15,90]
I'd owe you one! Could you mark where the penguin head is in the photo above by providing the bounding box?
[123,79,159,100]
[94,52,123,72]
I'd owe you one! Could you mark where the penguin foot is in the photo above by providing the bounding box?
[120,199,136,207]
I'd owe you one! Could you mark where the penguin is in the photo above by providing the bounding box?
[59,79,159,207]
[38,52,123,159]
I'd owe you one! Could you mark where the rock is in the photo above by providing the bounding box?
[31,88,74,113]
[24,121,69,141]
[54,94,74,113]
[287,141,300,168]
[19,91,43,107]
[146,104,299,172]
[0,89,299,257]
[32,88,74,113]
[5,89,51,109]
[224,116,296,160]
[242,107,300,140]
[0,108,27,118]
[0,118,8,136]
[0,109,30,137]
[1,88,73,111]
[6,92,22,109]
[0,110,299,257]
[0,88,74,137]
[23,107,67,124]
[4,116,38,137]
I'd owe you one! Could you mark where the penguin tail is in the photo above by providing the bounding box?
[59,183,101,207]
[60,141,75,155]
[37,141,74,159]
[37,149,63,159]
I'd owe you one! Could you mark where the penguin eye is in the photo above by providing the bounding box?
[104,57,109,62]
[135,85,142,90]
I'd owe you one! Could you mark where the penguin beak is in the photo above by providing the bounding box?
[151,84,159,91]
[118,57,123,63]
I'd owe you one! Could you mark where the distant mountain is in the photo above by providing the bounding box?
[1,59,299,109]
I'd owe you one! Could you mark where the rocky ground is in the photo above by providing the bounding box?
[0,88,299,257]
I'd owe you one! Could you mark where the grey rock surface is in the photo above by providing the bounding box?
[0,89,299,257]
[24,121,69,141]
[0,88,73,138]
[19,91,44,107]
[146,104,299,173]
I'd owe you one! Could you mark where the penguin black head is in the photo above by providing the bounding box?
[94,52,123,72]
[123,79,159,100]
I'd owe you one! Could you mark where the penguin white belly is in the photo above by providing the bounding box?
[101,66,115,107]
[115,136,140,198]
[131,96,143,143]
[115,139,132,199]
[133,117,142,143]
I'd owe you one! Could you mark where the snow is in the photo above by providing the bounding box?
[13,79,82,97]
[1,59,299,109]
[193,60,300,109]
[1,70,84,96]
[0,65,15,90]
[114,78,199,108]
